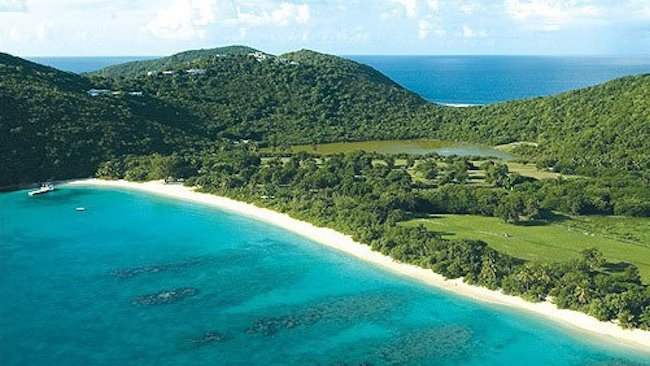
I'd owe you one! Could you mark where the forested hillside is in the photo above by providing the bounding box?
[2,47,650,187]
[92,49,427,144]
[430,75,650,175]
[90,45,260,78]
[0,53,207,187]
[91,47,650,176]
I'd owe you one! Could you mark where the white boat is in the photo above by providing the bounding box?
[28,183,55,196]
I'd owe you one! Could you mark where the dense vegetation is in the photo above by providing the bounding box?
[3,46,650,330]
[2,47,649,187]
[95,148,650,330]
[437,76,650,176]
[0,52,209,187]
[89,48,650,177]
[93,49,426,143]
[90,45,261,78]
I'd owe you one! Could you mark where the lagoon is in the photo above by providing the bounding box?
[1,187,649,365]
[277,139,515,160]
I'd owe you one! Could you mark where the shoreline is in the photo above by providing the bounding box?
[65,179,650,353]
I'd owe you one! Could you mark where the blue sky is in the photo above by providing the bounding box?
[1,0,649,56]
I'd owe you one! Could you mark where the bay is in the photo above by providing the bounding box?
[1,187,649,365]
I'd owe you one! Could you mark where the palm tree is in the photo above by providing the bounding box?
[515,266,535,292]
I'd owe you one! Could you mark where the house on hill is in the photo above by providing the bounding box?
[186,68,206,75]
[86,89,112,97]
[249,52,271,62]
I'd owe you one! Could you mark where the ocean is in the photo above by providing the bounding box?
[28,56,158,74]
[1,187,649,365]
[29,55,650,104]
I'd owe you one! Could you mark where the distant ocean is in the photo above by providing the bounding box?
[28,56,158,74]
[29,55,650,105]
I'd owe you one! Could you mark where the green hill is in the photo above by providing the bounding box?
[0,52,207,187]
[429,75,650,175]
[90,45,261,78]
[93,49,427,143]
[2,47,650,187]
[91,47,649,175]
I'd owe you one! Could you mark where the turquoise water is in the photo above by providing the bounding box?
[1,186,649,365]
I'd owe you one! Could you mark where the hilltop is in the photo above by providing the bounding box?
[92,48,427,143]
[90,45,261,78]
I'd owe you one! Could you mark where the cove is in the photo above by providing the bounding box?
[1,187,649,365]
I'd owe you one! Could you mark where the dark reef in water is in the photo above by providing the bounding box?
[377,325,474,365]
[245,292,400,337]
[181,331,232,349]
[132,288,199,305]
[111,258,212,278]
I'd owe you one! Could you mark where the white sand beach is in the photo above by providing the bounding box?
[66,179,650,353]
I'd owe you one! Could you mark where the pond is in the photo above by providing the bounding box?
[282,139,515,160]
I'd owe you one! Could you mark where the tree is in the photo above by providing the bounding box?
[619,265,642,284]
[150,155,195,181]
[95,159,124,179]
[416,160,438,181]
[485,162,510,188]
[579,248,606,271]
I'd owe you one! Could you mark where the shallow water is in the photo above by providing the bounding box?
[1,187,649,365]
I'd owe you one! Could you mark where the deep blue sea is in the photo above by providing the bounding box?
[1,186,649,365]
[28,56,158,74]
[28,55,650,104]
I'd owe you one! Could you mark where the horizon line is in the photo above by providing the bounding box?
[21,53,650,58]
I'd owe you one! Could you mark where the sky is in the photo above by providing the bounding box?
[0,0,649,56]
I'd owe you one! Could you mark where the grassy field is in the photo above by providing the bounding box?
[402,214,650,282]
[263,139,514,160]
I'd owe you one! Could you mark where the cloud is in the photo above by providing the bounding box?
[504,0,607,31]
[419,19,445,39]
[418,19,431,38]
[0,0,26,12]
[228,2,310,27]
[459,2,480,15]
[390,0,418,17]
[426,0,439,12]
[145,0,218,40]
[460,24,488,38]
[626,0,650,20]
[34,21,54,41]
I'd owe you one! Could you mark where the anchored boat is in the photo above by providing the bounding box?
[28,183,55,196]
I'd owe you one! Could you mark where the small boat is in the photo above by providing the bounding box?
[28,183,55,196]
[76,207,86,212]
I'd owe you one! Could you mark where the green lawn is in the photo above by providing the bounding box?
[402,214,650,282]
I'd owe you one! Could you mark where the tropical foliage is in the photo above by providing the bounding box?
[96,148,650,330]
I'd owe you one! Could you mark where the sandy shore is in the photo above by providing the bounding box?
[66,179,650,353]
